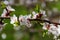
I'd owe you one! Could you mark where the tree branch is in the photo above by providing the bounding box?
[0,17,60,25]
[0,17,10,19]
[28,19,60,25]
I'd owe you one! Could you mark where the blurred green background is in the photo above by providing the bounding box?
[0,0,60,40]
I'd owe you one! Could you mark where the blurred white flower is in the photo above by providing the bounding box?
[57,25,60,35]
[1,33,7,39]
[42,23,47,30]
[1,9,7,17]
[47,24,60,39]
[1,5,15,17]
[58,39,60,40]
[40,9,49,20]
[10,14,18,27]
[32,11,36,15]
[48,24,57,34]
[27,14,31,19]
[32,11,41,19]
[42,23,60,39]
[19,15,26,25]
[32,11,36,19]
[7,6,15,11]
[54,35,57,39]
[10,14,17,24]
[32,14,38,19]
[10,14,20,30]
[40,9,46,17]
[19,15,32,28]
[3,1,9,5]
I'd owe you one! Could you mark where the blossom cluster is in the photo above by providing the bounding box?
[43,22,60,39]
[10,9,47,31]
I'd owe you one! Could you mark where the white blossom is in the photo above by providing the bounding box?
[40,9,49,20]
[7,6,15,11]
[54,35,57,39]
[27,14,31,19]
[32,11,36,15]
[42,23,50,30]
[1,33,7,39]
[10,14,18,27]
[32,11,41,19]
[10,14,20,30]
[48,24,58,36]
[57,25,60,35]
[19,15,26,25]
[44,24,60,39]
[32,14,38,19]
[42,23,60,39]
[3,1,9,5]
[19,15,32,28]
[40,9,46,17]
[42,23,47,30]
[32,11,36,19]
[1,5,15,17]
[1,9,7,17]
[58,39,60,40]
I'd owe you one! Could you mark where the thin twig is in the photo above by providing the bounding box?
[0,17,10,19]
[28,19,60,25]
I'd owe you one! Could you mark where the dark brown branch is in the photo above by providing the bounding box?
[28,19,60,25]
[0,17,60,25]
[0,17,10,19]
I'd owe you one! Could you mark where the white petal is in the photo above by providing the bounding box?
[9,8,15,11]
[10,14,18,24]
